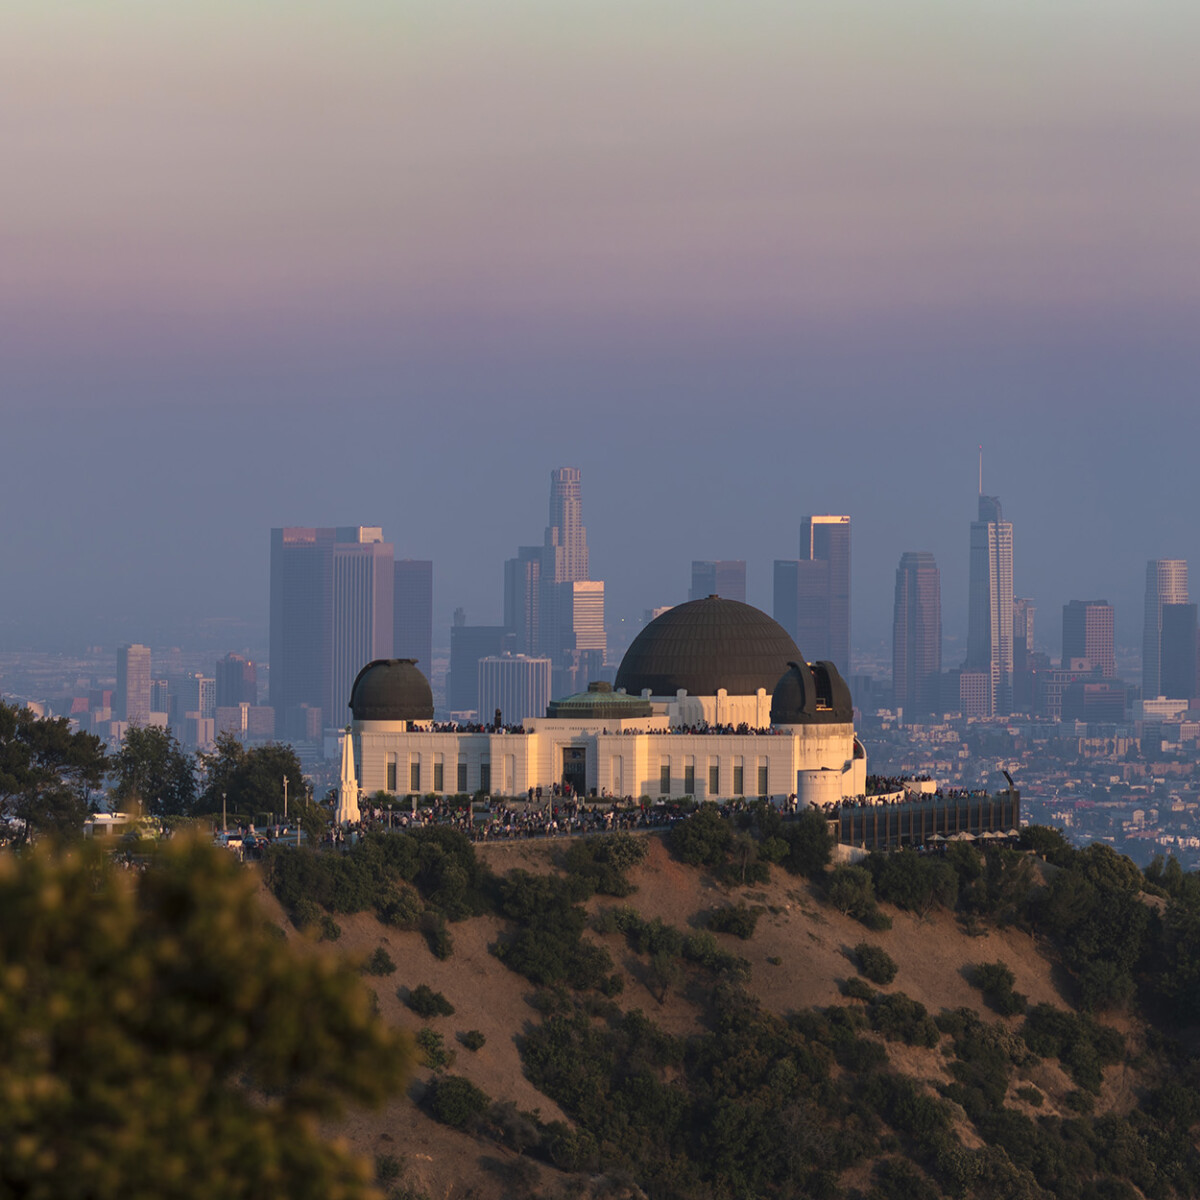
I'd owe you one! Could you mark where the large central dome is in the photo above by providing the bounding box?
[615,596,802,698]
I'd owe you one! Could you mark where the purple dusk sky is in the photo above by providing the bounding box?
[3,2,1199,659]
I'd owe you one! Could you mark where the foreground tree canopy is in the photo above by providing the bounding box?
[0,700,106,842]
[0,837,412,1200]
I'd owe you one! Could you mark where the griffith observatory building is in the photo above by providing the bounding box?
[343,596,866,807]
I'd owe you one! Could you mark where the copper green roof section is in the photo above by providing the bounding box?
[614,595,802,697]
[546,681,653,719]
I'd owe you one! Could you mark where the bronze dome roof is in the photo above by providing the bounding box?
[614,596,802,698]
[349,659,434,722]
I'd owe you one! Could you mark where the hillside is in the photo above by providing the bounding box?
[259,819,1200,1200]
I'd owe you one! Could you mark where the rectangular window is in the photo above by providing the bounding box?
[684,765,695,795]
[479,763,491,794]
[660,762,671,795]
[410,759,421,792]
[733,765,744,795]
[386,761,397,792]
[709,764,719,796]
[457,760,467,793]
[757,764,769,797]
[433,762,444,792]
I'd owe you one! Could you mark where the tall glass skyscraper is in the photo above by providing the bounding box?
[1143,559,1189,698]
[892,552,941,716]
[966,495,1014,715]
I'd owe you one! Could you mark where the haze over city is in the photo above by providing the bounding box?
[4,1,1199,654]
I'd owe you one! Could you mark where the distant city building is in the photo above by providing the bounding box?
[393,559,433,674]
[216,703,276,741]
[774,516,850,674]
[957,669,992,719]
[966,495,1014,715]
[330,529,394,731]
[269,526,393,739]
[503,546,542,655]
[1012,598,1035,672]
[215,653,258,709]
[477,654,552,726]
[1143,559,1189,698]
[891,552,941,716]
[150,678,170,716]
[448,624,509,715]
[1061,601,1115,679]
[1160,603,1198,700]
[543,466,589,584]
[175,673,216,721]
[537,468,603,665]
[804,516,850,672]
[115,644,152,726]
[689,561,747,603]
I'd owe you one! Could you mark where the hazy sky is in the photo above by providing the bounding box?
[4,1,1199,659]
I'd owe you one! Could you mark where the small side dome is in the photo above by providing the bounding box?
[770,660,819,724]
[349,659,434,722]
[771,660,854,724]
[810,661,854,720]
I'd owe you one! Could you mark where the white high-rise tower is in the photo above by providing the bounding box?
[966,494,1014,715]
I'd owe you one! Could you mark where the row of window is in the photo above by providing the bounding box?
[655,762,768,797]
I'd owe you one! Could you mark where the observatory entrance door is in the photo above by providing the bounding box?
[561,747,587,797]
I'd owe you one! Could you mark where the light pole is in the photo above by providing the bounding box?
[283,775,289,823]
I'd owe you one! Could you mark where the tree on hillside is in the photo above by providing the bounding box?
[112,724,197,817]
[0,701,106,842]
[0,836,412,1199]
[199,734,323,835]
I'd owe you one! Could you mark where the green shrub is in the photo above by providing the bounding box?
[1016,1084,1043,1107]
[422,912,453,960]
[416,1027,455,1070]
[427,1075,490,1129]
[362,946,397,976]
[707,903,761,940]
[564,833,647,896]
[406,984,455,1018]
[971,960,1026,1016]
[318,914,341,942]
[781,807,834,877]
[855,942,898,986]
[669,805,732,866]
[459,1029,486,1051]
[868,992,940,1047]
[844,976,875,1001]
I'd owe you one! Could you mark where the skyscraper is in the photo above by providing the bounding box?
[1160,603,1198,700]
[270,526,394,738]
[215,653,258,708]
[1143,559,1189,699]
[393,559,433,673]
[803,516,850,673]
[966,495,1014,715]
[330,529,394,728]
[477,654,552,726]
[1061,601,1115,678]
[773,558,830,660]
[689,561,747,603]
[116,643,152,725]
[1012,598,1035,671]
[892,552,941,716]
[504,546,542,655]
[532,468,605,686]
[772,515,850,672]
[543,467,589,584]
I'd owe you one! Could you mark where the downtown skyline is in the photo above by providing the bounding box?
[3,2,1199,656]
